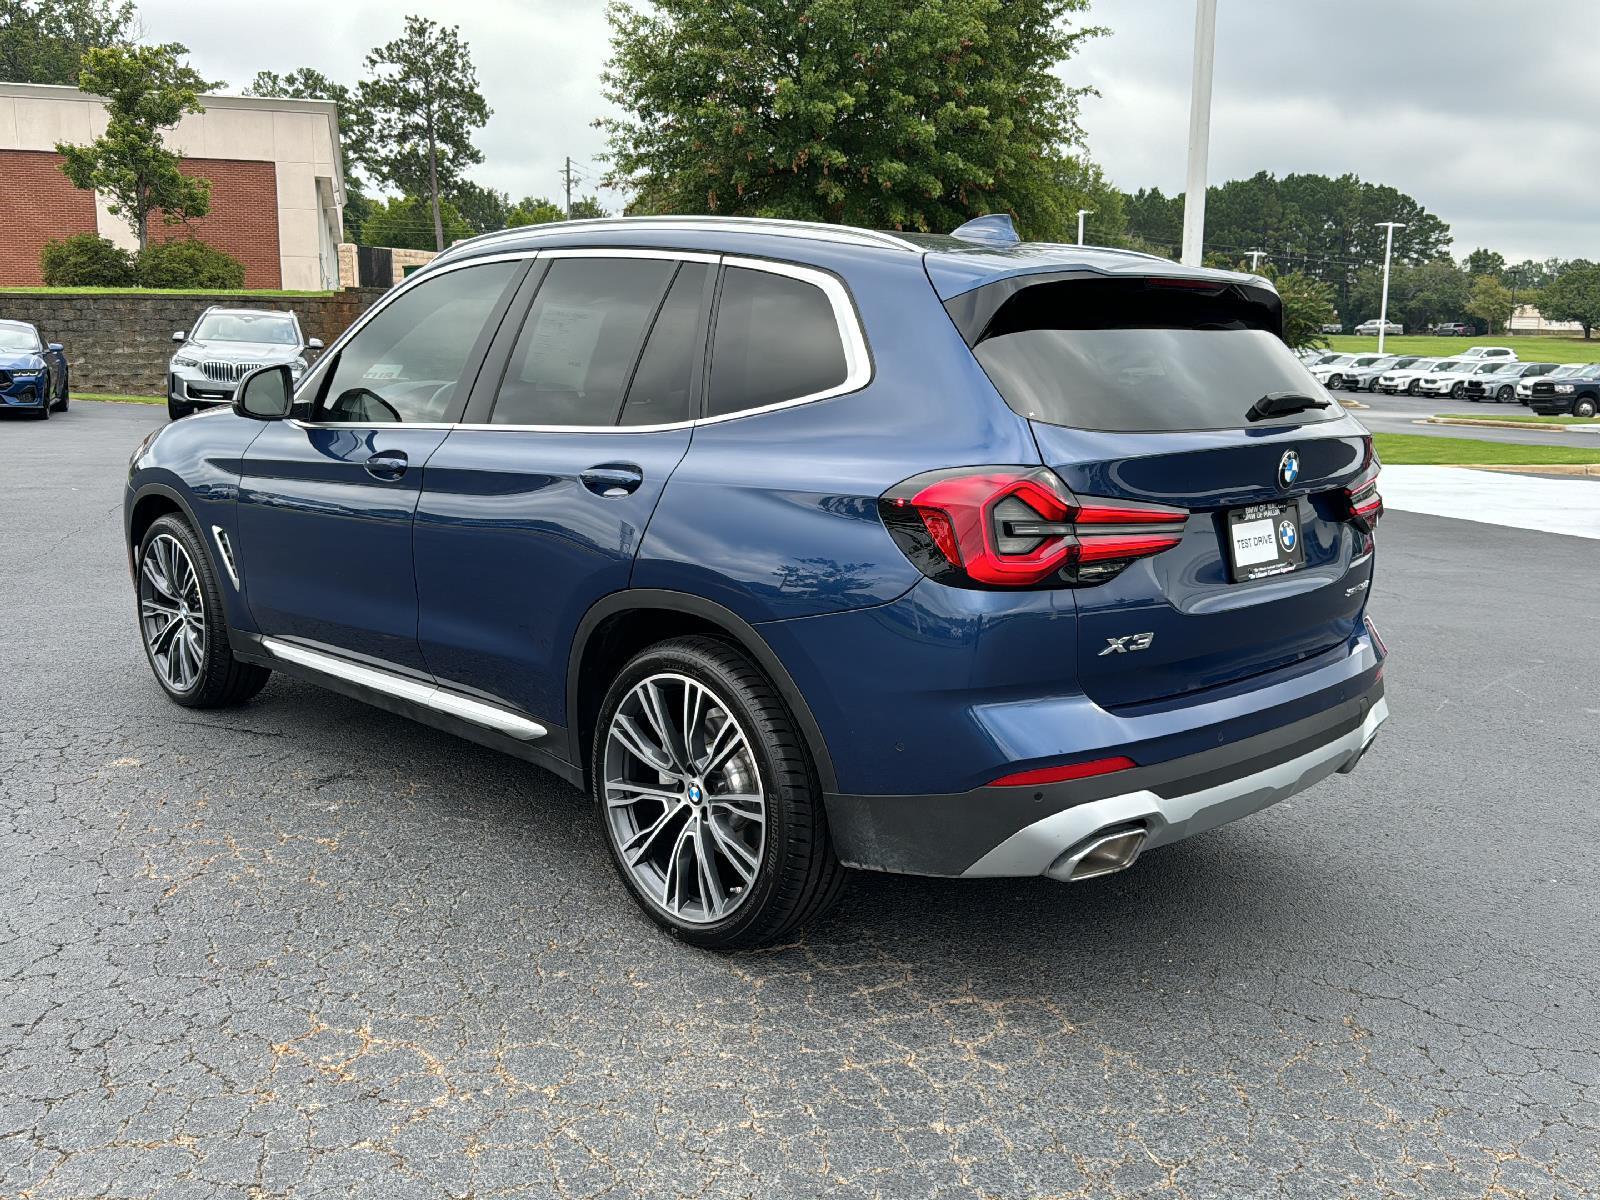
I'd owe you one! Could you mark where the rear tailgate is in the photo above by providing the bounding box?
[954,271,1377,710]
[1032,422,1371,708]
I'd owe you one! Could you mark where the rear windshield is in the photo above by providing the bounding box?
[964,278,1339,433]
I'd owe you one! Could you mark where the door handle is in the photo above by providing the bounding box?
[364,451,409,480]
[580,463,644,497]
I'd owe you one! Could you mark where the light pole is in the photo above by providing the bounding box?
[1248,249,1265,271]
[1076,209,1094,246]
[1375,221,1406,354]
[1180,0,1219,266]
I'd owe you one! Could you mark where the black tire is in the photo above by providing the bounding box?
[591,635,844,951]
[32,393,51,420]
[168,396,193,421]
[1451,382,1465,398]
[1576,397,1598,419]
[1328,374,1344,390]
[136,514,271,708]
[1496,385,1513,403]
[1407,380,1421,396]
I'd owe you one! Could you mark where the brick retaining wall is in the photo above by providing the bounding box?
[0,288,388,395]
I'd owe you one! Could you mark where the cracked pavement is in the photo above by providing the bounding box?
[2,402,1597,1198]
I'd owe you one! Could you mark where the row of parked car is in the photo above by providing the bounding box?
[1294,345,1600,415]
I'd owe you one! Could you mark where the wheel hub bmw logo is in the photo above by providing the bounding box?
[1278,520,1297,551]
[1278,449,1300,489]
[688,784,703,803]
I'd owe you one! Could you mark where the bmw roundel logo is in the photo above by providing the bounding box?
[688,784,703,803]
[1278,520,1298,552]
[1278,449,1301,490]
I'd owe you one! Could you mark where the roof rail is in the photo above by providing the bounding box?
[436,214,924,262]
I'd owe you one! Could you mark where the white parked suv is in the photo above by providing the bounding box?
[1455,346,1518,362]
[1375,358,1447,395]
[1354,318,1403,335]
[1416,361,1514,399]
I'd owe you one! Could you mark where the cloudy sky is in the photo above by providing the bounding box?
[137,0,1597,262]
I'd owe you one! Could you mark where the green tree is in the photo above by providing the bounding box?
[1466,274,1515,334]
[506,195,567,227]
[362,194,473,250]
[1463,247,1505,277]
[1541,260,1600,340]
[567,194,608,220]
[600,0,1105,239]
[1268,270,1338,351]
[57,43,219,251]
[359,16,492,252]
[450,180,511,232]
[0,0,134,85]
[1120,187,1183,254]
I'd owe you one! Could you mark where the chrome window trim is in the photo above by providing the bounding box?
[291,249,873,435]
[261,637,547,741]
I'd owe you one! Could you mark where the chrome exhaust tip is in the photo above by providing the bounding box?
[1045,824,1148,884]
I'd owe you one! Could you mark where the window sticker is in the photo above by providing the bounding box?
[522,303,605,391]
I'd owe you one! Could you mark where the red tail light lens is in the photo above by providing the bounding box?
[1343,463,1383,529]
[880,467,1189,588]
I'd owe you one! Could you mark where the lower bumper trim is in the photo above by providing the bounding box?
[962,697,1387,878]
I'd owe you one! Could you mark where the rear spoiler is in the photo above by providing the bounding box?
[941,270,1286,347]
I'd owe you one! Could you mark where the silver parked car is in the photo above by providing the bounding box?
[167,308,322,421]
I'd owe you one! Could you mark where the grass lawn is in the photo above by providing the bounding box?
[76,392,165,405]
[0,286,335,298]
[1327,335,1600,363]
[1435,411,1599,426]
[1374,432,1600,466]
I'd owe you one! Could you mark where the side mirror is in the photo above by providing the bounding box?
[47,342,63,352]
[306,337,324,351]
[234,363,295,421]
[172,330,187,343]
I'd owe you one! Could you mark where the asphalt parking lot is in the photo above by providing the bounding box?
[1354,389,1596,448]
[3,402,1598,1199]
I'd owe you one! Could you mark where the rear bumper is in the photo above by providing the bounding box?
[825,672,1386,879]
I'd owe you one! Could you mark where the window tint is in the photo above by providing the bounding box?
[619,262,709,426]
[492,257,675,426]
[319,261,517,423]
[968,278,1340,433]
[707,267,848,418]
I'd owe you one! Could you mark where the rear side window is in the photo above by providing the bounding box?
[964,278,1341,433]
[619,262,711,426]
[492,257,675,426]
[708,266,849,418]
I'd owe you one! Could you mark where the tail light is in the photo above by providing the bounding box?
[879,466,1189,588]
[1343,439,1383,530]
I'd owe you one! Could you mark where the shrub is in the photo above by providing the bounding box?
[40,233,137,286]
[137,238,247,289]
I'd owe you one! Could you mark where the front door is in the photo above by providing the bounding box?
[414,253,716,727]
[237,257,525,673]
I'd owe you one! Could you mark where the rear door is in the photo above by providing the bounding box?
[412,251,715,727]
[958,274,1374,709]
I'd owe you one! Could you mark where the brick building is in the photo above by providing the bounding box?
[0,82,345,290]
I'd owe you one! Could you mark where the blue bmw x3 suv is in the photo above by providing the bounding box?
[124,215,1388,949]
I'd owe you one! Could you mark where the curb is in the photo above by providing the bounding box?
[1422,417,1600,434]
[1463,464,1600,477]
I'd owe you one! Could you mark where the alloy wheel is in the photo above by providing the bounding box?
[139,533,206,692]
[603,672,767,925]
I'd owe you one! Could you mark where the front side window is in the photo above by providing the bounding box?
[318,260,518,424]
[707,266,850,418]
[491,257,676,426]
